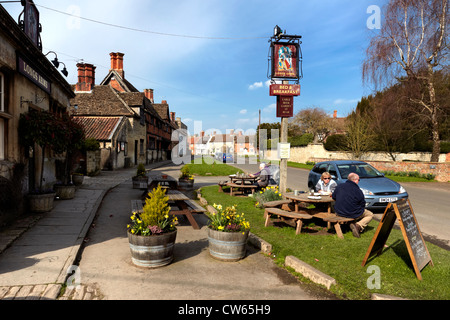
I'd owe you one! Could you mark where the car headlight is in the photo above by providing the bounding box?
[399,186,407,194]
[360,188,373,196]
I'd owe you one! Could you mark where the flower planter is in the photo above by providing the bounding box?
[178,178,194,191]
[72,174,84,186]
[28,192,56,213]
[132,176,148,189]
[54,185,76,200]
[207,228,249,262]
[128,229,177,268]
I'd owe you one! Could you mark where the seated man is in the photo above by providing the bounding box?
[331,173,373,238]
[249,163,271,188]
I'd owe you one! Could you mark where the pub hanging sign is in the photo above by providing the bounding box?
[271,42,300,80]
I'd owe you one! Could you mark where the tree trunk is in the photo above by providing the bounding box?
[427,67,441,162]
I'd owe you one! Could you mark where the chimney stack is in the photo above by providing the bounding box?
[110,52,125,78]
[75,63,96,92]
[144,89,154,103]
[170,112,175,122]
[162,100,167,104]
[333,110,337,119]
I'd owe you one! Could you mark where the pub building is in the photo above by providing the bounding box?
[0,2,75,216]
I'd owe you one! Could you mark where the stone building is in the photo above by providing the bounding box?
[0,2,75,219]
[70,52,182,169]
[0,3,75,188]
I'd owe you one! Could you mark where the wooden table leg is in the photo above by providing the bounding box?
[174,201,200,230]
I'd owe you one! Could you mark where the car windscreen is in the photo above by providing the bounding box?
[336,163,383,179]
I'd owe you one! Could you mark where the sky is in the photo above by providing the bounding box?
[3,0,388,136]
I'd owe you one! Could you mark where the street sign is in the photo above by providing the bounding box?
[271,42,300,80]
[276,96,293,118]
[270,84,300,96]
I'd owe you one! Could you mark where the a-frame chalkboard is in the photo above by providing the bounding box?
[362,199,433,280]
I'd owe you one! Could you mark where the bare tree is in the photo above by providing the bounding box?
[345,109,374,159]
[292,107,337,143]
[363,0,449,162]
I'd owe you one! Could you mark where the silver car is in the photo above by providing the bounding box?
[307,160,408,210]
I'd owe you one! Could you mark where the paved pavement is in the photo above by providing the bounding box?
[0,160,333,301]
[0,160,172,300]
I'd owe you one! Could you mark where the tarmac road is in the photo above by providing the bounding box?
[76,164,336,300]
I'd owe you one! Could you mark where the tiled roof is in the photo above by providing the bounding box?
[71,85,135,116]
[73,116,125,141]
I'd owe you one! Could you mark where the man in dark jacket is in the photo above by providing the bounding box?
[332,173,373,238]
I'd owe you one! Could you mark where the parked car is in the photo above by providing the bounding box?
[307,160,408,210]
[222,153,233,163]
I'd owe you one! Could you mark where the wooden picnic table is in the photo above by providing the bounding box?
[229,174,258,185]
[166,190,203,230]
[283,192,354,238]
[284,192,334,215]
[148,174,178,190]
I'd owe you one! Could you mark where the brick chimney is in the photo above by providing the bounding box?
[110,52,125,78]
[162,100,167,104]
[76,63,96,92]
[144,89,154,103]
[170,112,175,122]
[333,110,337,119]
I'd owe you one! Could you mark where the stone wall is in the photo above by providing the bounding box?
[86,150,101,175]
[264,144,449,182]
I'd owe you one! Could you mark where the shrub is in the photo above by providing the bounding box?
[136,163,146,177]
[324,134,348,151]
[84,138,100,151]
[253,186,283,208]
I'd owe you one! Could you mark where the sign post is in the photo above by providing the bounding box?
[362,199,433,280]
[268,26,302,194]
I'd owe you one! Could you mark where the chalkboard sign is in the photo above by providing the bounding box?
[362,199,433,280]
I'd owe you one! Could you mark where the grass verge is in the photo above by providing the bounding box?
[200,185,450,300]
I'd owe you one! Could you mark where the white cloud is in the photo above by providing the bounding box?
[248,82,263,90]
[240,109,247,114]
[263,103,276,113]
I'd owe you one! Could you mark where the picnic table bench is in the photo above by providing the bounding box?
[227,182,258,196]
[264,207,313,235]
[263,200,291,208]
[322,215,356,239]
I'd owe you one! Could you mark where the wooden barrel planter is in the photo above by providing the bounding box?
[54,185,76,200]
[207,228,249,262]
[72,174,84,186]
[132,176,148,189]
[127,229,177,268]
[28,192,56,213]
[178,178,194,191]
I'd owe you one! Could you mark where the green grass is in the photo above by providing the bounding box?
[200,185,450,300]
[189,157,436,183]
[185,158,244,176]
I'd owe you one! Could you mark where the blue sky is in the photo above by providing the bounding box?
[4,0,387,135]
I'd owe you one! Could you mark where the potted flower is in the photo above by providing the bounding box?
[178,165,194,191]
[207,203,250,262]
[132,163,148,189]
[127,185,178,268]
[71,171,84,186]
